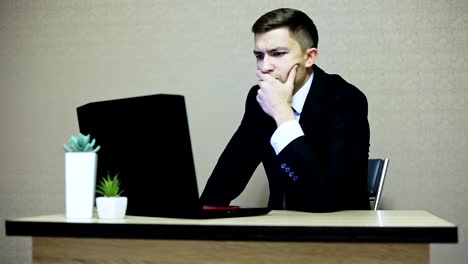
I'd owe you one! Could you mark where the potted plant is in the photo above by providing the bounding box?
[96,172,127,219]
[64,133,101,218]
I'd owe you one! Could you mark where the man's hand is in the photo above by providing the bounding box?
[256,64,298,126]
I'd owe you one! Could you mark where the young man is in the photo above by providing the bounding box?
[200,8,370,212]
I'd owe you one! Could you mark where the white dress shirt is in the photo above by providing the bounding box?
[270,72,314,155]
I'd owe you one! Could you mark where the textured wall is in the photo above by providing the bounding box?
[1,1,467,263]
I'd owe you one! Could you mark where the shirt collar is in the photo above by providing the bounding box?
[291,72,314,114]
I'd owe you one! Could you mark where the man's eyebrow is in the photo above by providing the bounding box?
[268,47,289,52]
[253,47,289,54]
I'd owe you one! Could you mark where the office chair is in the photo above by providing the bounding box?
[368,158,389,210]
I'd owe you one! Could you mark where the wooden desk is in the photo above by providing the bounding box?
[5,210,457,264]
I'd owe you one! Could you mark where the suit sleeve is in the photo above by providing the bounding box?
[277,85,370,212]
[200,87,266,206]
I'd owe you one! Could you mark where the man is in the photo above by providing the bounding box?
[200,8,370,212]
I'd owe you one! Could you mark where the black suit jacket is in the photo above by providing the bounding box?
[200,65,370,212]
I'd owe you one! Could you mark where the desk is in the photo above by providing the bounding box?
[6,210,457,264]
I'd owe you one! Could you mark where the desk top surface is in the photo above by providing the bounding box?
[5,210,458,243]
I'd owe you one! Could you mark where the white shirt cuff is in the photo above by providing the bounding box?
[270,120,304,155]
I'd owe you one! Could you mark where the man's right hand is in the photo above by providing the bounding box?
[256,64,298,126]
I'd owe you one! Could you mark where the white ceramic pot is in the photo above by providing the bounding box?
[96,197,128,219]
[65,152,97,218]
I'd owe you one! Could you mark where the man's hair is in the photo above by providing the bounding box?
[252,8,318,50]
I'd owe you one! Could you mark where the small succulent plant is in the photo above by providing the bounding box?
[64,133,101,153]
[96,172,124,197]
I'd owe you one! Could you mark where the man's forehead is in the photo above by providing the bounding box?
[254,28,297,50]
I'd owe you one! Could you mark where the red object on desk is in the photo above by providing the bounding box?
[202,205,240,211]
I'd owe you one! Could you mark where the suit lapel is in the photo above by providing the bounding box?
[299,65,326,133]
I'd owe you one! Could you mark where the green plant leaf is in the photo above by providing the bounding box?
[83,134,90,145]
[70,140,80,151]
[89,139,96,148]
[77,135,84,148]
[64,133,100,152]
[91,145,101,153]
[71,136,78,145]
[82,144,92,152]
[64,144,73,152]
[96,172,123,197]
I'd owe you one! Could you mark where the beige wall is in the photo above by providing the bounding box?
[1,1,467,263]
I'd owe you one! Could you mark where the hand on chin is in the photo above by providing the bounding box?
[255,65,298,125]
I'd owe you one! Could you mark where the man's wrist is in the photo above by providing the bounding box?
[274,109,295,127]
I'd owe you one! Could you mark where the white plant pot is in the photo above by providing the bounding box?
[96,197,128,219]
[65,152,97,219]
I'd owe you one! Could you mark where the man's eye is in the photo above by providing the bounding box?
[255,54,264,60]
[272,52,287,57]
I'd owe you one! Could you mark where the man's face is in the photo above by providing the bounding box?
[253,27,316,92]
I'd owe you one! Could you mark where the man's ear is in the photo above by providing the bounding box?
[304,48,318,68]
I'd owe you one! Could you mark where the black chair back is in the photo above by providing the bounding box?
[367,159,389,210]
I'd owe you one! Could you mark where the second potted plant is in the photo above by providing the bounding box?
[96,172,127,219]
[64,133,100,219]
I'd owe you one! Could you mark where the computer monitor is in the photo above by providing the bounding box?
[77,94,201,217]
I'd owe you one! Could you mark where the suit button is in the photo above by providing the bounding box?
[281,163,286,169]
[285,167,290,173]
[288,172,294,177]
[293,176,299,182]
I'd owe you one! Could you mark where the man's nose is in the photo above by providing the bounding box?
[259,55,275,73]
